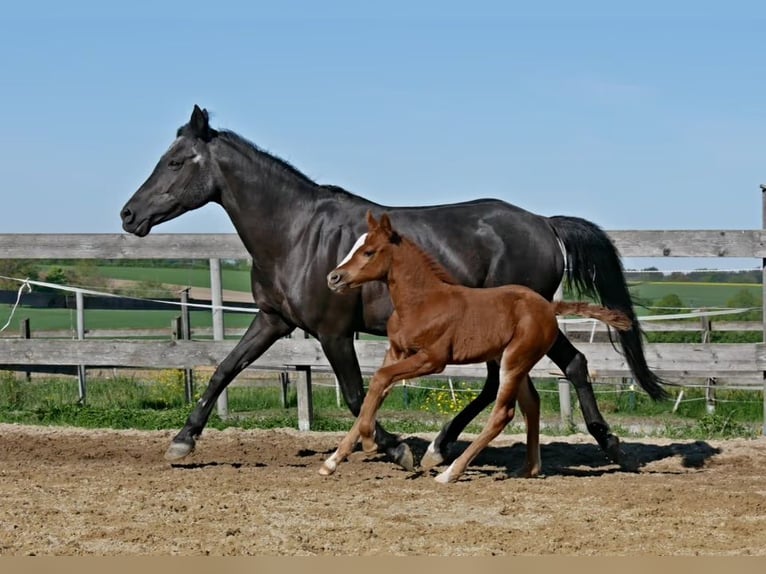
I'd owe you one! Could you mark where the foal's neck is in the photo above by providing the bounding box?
[387,239,453,314]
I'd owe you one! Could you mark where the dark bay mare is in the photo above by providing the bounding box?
[320,211,633,482]
[120,105,667,469]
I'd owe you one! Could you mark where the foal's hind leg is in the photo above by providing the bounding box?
[516,375,541,477]
[434,369,524,484]
[434,336,542,484]
[422,361,499,470]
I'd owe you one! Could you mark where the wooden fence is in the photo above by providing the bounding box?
[2,188,766,433]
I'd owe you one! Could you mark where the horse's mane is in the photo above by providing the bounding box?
[210,130,373,202]
[216,130,317,186]
[402,236,459,285]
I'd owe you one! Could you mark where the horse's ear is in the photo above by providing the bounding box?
[366,210,378,230]
[190,105,212,140]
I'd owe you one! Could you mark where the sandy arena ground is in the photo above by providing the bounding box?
[0,423,764,556]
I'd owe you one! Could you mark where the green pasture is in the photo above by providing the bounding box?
[628,281,761,311]
[92,265,252,291]
[1,271,763,334]
[0,306,256,334]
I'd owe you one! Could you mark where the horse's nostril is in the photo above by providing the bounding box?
[121,206,134,223]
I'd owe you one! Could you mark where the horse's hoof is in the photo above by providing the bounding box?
[603,434,623,465]
[390,443,415,472]
[517,465,541,478]
[165,440,195,461]
[420,442,445,470]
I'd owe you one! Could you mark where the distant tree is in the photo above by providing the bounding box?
[725,289,761,321]
[0,260,39,290]
[652,293,684,315]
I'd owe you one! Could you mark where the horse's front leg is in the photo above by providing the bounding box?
[165,312,293,461]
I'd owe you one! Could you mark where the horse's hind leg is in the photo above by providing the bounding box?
[516,375,541,477]
[421,361,499,470]
[548,331,626,467]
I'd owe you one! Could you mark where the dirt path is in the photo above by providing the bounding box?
[1,423,764,555]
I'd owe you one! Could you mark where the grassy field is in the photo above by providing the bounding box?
[91,265,252,292]
[2,262,761,334]
[628,280,761,310]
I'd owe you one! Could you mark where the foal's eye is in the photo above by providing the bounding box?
[363,250,375,257]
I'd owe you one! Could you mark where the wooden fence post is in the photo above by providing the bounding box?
[179,289,194,404]
[701,314,715,414]
[295,365,313,431]
[280,371,290,408]
[210,258,228,418]
[19,318,31,382]
[558,377,572,428]
[761,184,766,436]
[75,290,86,404]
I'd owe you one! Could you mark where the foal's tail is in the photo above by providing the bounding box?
[548,215,669,400]
[552,301,633,332]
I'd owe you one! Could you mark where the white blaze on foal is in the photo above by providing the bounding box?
[337,233,368,266]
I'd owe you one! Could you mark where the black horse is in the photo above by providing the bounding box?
[120,105,667,469]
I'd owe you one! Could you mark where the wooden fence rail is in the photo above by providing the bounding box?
[2,191,766,434]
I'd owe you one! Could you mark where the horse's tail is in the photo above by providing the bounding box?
[548,215,669,401]
[552,301,632,332]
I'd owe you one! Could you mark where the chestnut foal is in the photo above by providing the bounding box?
[321,211,632,483]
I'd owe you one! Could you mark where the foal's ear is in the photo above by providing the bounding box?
[379,213,401,244]
[379,213,393,233]
[365,210,378,230]
[189,105,212,140]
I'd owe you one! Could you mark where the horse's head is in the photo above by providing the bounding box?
[120,105,222,237]
[327,211,401,293]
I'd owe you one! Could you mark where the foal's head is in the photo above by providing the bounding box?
[327,211,401,293]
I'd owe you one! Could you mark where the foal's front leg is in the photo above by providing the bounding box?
[320,350,440,476]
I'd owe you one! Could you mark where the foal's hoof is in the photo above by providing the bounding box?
[318,463,336,476]
[434,463,458,484]
[420,442,445,471]
[165,440,195,461]
[388,443,415,472]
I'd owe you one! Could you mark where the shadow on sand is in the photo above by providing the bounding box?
[399,435,721,479]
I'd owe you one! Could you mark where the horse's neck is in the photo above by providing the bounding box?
[213,139,320,256]
[387,242,449,315]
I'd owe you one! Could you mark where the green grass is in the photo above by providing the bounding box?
[90,265,252,292]
[0,373,761,439]
[628,281,761,310]
[0,306,256,333]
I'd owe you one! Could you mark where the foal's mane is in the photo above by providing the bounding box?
[401,235,459,285]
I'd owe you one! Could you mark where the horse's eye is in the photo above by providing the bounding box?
[168,159,184,169]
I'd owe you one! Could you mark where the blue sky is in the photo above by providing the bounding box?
[2,1,765,270]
